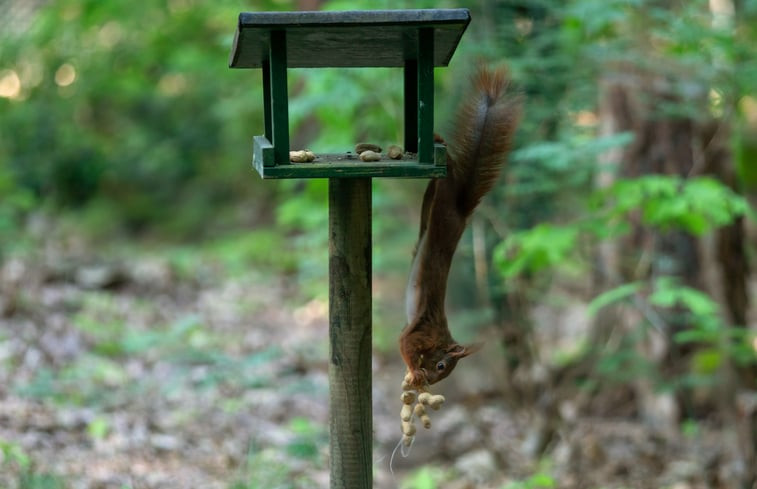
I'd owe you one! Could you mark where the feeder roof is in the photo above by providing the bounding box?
[229,9,470,69]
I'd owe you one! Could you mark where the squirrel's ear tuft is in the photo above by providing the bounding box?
[448,342,483,358]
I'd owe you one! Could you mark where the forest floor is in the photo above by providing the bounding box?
[0,237,752,489]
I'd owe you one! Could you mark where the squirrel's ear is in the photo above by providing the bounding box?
[448,342,483,358]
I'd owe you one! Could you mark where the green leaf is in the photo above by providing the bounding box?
[587,282,642,316]
[675,288,719,317]
[402,466,443,489]
[649,277,679,308]
[603,176,748,236]
[0,440,30,469]
[88,417,110,440]
[527,472,556,488]
[674,329,719,344]
[652,277,719,318]
[691,349,722,374]
[495,223,579,278]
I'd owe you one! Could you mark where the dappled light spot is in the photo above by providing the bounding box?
[515,17,533,36]
[293,299,327,327]
[98,21,123,49]
[574,110,598,127]
[158,73,188,96]
[17,59,43,89]
[55,63,76,87]
[740,95,757,126]
[709,88,724,116]
[168,0,194,14]
[0,69,21,99]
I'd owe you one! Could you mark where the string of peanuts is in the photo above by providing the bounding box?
[399,370,445,446]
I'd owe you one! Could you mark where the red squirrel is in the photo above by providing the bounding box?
[399,66,520,388]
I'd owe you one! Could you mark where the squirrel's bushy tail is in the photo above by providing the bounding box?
[447,66,520,215]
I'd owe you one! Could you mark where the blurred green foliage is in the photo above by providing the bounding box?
[232,442,321,489]
[1,0,757,488]
[0,439,30,472]
[0,0,278,239]
[0,438,66,489]
[585,275,757,388]
[495,176,751,279]
[400,466,447,489]
[1,0,754,406]
[285,417,327,460]
[5,0,752,267]
[503,472,555,489]
[483,0,757,394]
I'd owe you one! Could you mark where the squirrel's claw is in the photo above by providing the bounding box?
[407,368,428,388]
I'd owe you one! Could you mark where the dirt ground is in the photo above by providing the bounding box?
[0,249,752,489]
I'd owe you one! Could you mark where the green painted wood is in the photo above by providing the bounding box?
[253,136,275,175]
[417,28,434,164]
[229,9,470,68]
[328,177,372,489]
[262,60,272,141]
[269,30,290,164]
[404,59,418,154]
[434,141,447,168]
[249,146,447,179]
[261,161,446,179]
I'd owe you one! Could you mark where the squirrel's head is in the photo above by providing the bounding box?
[419,342,481,385]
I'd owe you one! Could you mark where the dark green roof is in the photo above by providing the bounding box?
[229,9,470,68]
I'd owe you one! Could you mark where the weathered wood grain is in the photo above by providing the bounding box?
[328,178,372,489]
[250,142,448,179]
[229,9,470,68]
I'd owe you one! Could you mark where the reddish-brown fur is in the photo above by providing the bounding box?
[399,66,520,387]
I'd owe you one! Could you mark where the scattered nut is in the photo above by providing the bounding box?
[355,143,382,154]
[387,145,404,160]
[413,403,426,417]
[401,403,414,422]
[401,391,416,405]
[399,368,446,441]
[427,394,445,410]
[359,150,381,162]
[289,150,315,163]
[401,420,416,437]
[414,403,432,429]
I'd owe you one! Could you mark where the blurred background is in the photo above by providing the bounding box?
[1,0,756,488]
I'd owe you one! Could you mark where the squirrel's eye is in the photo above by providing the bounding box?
[436,361,445,371]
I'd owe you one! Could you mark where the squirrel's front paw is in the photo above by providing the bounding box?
[403,368,428,389]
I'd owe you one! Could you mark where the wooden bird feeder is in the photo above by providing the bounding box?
[228,8,469,488]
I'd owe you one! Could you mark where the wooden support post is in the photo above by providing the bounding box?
[328,177,372,489]
[269,30,289,164]
[404,59,418,154]
[417,28,434,164]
